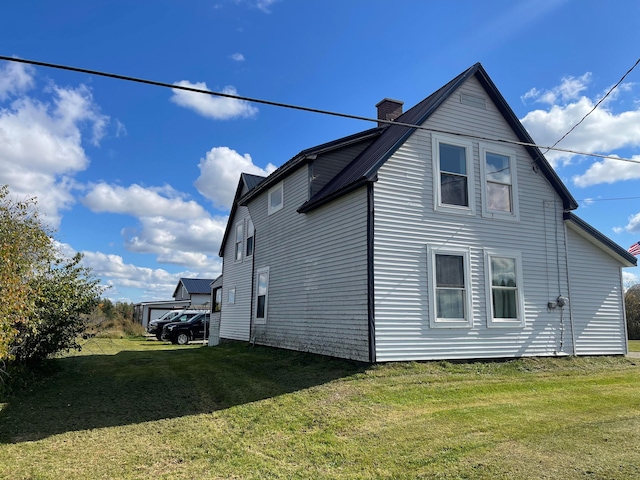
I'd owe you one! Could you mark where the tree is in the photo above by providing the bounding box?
[0,185,103,364]
[625,284,640,340]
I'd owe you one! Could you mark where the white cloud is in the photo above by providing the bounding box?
[194,146,275,210]
[83,183,208,219]
[572,156,640,187]
[83,182,228,268]
[230,52,245,62]
[520,76,640,167]
[170,81,257,120]
[79,249,221,300]
[521,73,591,105]
[256,0,278,12]
[0,68,109,227]
[623,270,639,290]
[623,212,640,233]
[0,61,35,100]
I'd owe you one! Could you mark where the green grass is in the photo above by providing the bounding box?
[629,339,640,352]
[1,338,640,479]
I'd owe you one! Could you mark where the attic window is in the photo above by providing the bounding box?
[268,182,283,215]
[460,93,486,110]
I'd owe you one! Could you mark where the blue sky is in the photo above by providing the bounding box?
[1,0,640,302]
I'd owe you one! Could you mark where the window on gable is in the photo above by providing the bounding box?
[268,182,283,215]
[432,134,475,215]
[480,143,519,220]
[246,219,254,257]
[485,251,524,327]
[428,246,473,328]
[255,267,269,324]
[235,222,243,261]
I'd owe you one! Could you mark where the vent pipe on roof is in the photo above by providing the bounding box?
[376,98,403,127]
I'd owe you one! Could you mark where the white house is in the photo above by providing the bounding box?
[216,63,636,362]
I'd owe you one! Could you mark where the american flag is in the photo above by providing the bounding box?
[629,242,640,256]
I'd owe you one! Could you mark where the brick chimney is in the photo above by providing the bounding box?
[376,98,403,126]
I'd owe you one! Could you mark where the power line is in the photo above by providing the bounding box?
[544,57,640,154]
[577,196,640,203]
[1,55,639,165]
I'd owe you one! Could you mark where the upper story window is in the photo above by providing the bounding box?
[246,219,254,257]
[428,246,473,328]
[432,134,475,215]
[235,222,243,261]
[268,181,283,215]
[480,143,519,220]
[485,250,525,327]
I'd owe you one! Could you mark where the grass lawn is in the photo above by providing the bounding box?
[1,338,640,479]
[629,340,640,352]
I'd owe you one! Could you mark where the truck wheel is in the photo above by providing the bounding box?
[177,332,190,345]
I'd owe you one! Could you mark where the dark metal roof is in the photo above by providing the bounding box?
[238,127,383,206]
[564,212,637,266]
[298,63,578,213]
[175,278,217,296]
[218,173,266,256]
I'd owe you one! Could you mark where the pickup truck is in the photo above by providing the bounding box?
[161,312,210,345]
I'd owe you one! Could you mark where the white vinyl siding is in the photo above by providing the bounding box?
[220,199,254,341]
[374,75,572,361]
[566,226,627,355]
[248,166,370,362]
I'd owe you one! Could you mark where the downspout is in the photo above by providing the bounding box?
[249,229,257,346]
[562,222,577,355]
[367,183,376,363]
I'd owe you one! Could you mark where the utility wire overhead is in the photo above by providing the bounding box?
[544,57,640,154]
[1,55,639,165]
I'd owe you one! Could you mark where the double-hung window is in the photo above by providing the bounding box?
[480,143,519,220]
[268,182,283,215]
[485,251,524,327]
[428,246,473,328]
[235,222,243,261]
[432,134,475,214]
[213,288,222,312]
[255,267,269,324]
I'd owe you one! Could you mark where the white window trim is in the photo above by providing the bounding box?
[228,287,236,305]
[427,245,473,328]
[479,143,520,221]
[246,218,255,258]
[267,182,284,215]
[254,267,270,325]
[484,249,525,328]
[234,220,244,262]
[432,133,475,216]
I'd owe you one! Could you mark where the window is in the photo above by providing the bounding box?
[246,219,254,257]
[228,287,235,305]
[255,267,269,324]
[485,251,524,327]
[235,222,243,261]
[268,182,283,215]
[213,288,222,312]
[432,134,475,214]
[480,143,519,220]
[428,246,473,328]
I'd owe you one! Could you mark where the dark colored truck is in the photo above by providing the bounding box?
[161,312,210,345]
[147,310,203,340]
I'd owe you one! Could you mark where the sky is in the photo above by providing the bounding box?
[1,0,640,303]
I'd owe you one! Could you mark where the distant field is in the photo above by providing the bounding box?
[1,338,640,479]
